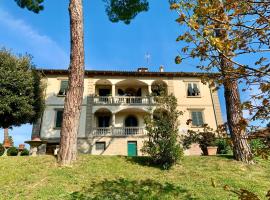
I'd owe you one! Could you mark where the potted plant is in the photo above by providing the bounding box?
[198,131,217,156]
[182,125,218,156]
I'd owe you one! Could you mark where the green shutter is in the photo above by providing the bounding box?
[192,111,204,126]
[193,83,200,95]
[55,110,63,128]
[59,80,68,95]
[197,112,203,125]
[192,112,198,126]
[187,83,193,96]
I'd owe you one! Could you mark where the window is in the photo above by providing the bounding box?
[98,116,110,127]
[58,80,68,96]
[125,115,138,127]
[55,110,63,128]
[187,83,200,97]
[95,142,106,151]
[191,111,204,126]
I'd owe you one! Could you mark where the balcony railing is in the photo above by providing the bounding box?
[92,96,153,105]
[91,127,146,136]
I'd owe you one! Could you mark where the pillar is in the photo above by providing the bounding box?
[148,84,152,95]
[112,84,116,97]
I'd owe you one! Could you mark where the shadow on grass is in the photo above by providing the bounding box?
[216,154,235,160]
[125,156,172,170]
[70,178,197,200]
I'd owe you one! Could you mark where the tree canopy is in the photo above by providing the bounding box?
[0,49,44,129]
[171,0,270,124]
[14,0,149,24]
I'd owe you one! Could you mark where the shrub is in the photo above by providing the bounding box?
[142,89,183,169]
[20,149,29,156]
[198,131,217,155]
[182,126,217,156]
[0,143,5,156]
[7,147,18,156]
[250,139,267,154]
[216,138,232,154]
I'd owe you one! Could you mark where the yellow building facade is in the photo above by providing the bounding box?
[32,68,223,156]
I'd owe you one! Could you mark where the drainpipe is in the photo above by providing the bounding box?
[209,82,219,129]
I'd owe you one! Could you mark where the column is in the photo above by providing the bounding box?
[148,84,152,95]
[112,113,116,135]
[148,85,152,104]
[112,84,115,97]
[112,113,116,127]
[112,84,115,104]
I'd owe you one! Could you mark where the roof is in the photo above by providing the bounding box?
[37,69,220,78]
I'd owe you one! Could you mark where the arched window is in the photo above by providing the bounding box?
[125,115,138,127]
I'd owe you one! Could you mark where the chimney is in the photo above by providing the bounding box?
[159,65,164,72]
[137,67,148,72]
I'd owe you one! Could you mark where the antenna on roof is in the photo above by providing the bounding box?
[144,52,151,67]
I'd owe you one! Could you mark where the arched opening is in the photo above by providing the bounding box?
[95,79,112,97]
[94,108,112,128]
[125,115,138,127]
[151,80,167,96]
[115,79,147,97]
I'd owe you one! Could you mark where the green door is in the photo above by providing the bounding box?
[127,141,137,157]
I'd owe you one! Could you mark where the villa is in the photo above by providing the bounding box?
[32,67,223,156]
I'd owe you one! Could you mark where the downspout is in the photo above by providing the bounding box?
[209,82,219,129]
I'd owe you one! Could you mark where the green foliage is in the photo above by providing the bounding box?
[20,148,29,156]
[0,144,5,156]
[142,90,183,169]
[250,139,267,154]
[249,138,270,159]
[104,0,149,24]
[14,0,44,13]
[171,0,270,122]
[0,49,45,129]
[7,147,18,156]
[216,138,232,155]
[182,125,218,155]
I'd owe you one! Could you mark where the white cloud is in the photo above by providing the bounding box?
[0,8,69,67]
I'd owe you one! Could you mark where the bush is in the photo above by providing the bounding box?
[250,139,267,154]
[20,149,29,156]
[7,147,18,156]
[0,143,5,156]
[182,127,217,156]
[216,139,232,154]
[198,131,217,155]
[142,90,183,169]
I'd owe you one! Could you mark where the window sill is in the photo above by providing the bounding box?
[191,125,204,128]
[186,96,201,98]
[57,94,66,97]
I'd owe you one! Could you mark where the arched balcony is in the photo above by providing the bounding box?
[91,108,148,136]
[93,79,153,105]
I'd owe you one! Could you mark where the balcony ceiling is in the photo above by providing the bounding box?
[116,107,148,114]
[95,79,112,85]
[116,79,147,87]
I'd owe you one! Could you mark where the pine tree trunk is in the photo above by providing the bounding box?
[223,78,253,163]
[58,0,84,166]
[215,3,253,164]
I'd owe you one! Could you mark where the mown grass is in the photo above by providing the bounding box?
[0,155,269,200]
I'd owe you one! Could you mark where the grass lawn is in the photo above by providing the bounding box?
[0,155,269,200]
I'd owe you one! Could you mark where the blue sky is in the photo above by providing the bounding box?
[0,0,230,146]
